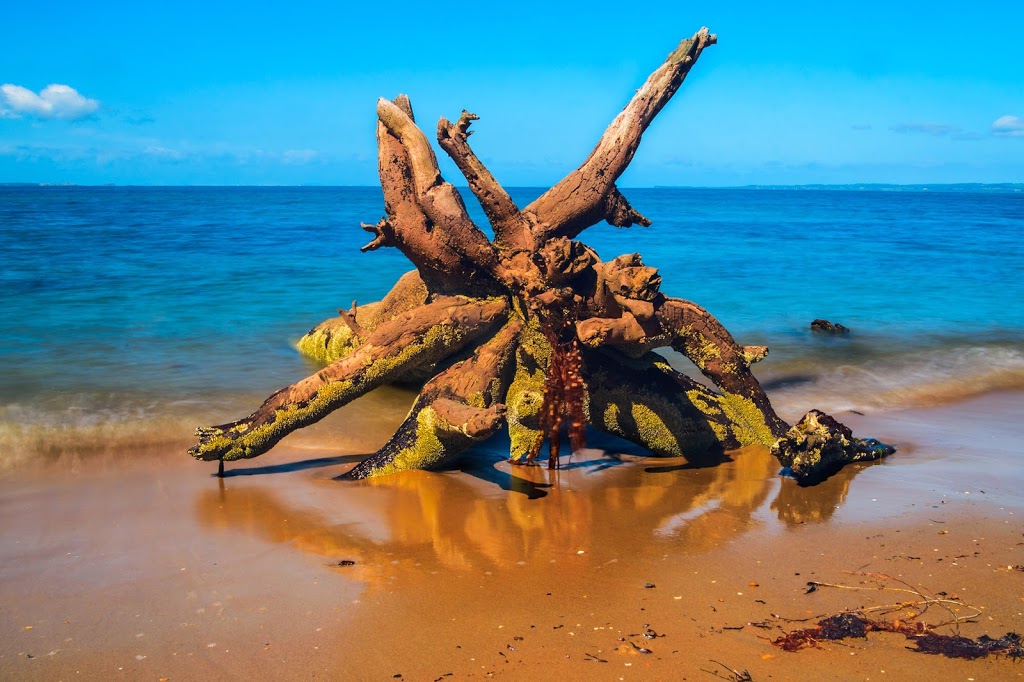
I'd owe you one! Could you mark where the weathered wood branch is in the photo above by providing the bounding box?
[377,98,499,288]
[604,187,652,228]
[524,28,716,243]
[584,349,743,457]
[190,297,508,462]
[655,296,787,439]
[345,318,523,478]
[506,318,551,461]
[375,96,498,293]
[437,111,531,251]
[338,301,365,338]
[296,269,428,366]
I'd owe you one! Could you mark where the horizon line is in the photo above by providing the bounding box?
[2,181,1022,191]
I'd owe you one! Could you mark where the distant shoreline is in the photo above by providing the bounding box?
[2,182,1022,193]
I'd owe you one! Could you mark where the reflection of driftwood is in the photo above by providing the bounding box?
[189,28,891,484]
[195,446,862,580]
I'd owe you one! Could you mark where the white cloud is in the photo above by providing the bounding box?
[0,84,99,120]
[992,115,1024,138]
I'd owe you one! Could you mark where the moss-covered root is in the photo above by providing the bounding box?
[296,269,429,365]
[345,319,523,479]
[345,399,505,479]
[505,316,552,461]
[189,296,508,463]
[584,349,743,460]
[771,409,895,485]
[656,296,788,438]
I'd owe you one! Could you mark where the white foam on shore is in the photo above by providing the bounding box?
[765,342,1024,416]
[0,385,414,471]
[2,341,1022,469]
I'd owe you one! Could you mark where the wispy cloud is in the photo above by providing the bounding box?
[992,115,1024,138]
[142,145,185,160]
[0,84,99,120]
[1,140,326,168]
[282,149,319,165]
[889,122,961,136]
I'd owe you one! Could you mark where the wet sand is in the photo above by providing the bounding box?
[2,392,1023,680]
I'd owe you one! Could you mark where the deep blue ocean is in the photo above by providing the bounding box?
[2,186,1022,467]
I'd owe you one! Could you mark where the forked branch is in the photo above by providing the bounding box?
[437,111,530,251]
[524,28,716,244]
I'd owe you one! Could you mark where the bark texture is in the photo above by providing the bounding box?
[190,28,892,484]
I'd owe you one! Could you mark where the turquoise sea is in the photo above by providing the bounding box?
[1,186,1022,468]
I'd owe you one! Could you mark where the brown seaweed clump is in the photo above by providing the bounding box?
[772,613,1023,661]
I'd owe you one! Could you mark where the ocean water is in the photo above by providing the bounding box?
[1,186,1022,468]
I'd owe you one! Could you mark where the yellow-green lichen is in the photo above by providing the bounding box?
[719,393,776,447]
[296,320,363,366]
[505,314,551,461]
[628,403,682,456]
[466,391,487,409]
[708,419,728,442]
[603,402,620,426]
[688,337,722,370]
[364,406,458,478]
[685,388,721,417]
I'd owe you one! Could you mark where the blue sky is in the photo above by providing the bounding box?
[1,1,1021,186]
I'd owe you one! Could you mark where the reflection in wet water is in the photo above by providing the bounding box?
[195,444,868,585]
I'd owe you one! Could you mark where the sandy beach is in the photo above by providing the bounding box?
[2,390,1022,681]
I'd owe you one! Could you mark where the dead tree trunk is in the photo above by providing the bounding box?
[190,28,893,484]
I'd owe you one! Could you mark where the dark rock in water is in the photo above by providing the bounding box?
[337,559,356,567]
[771,409,895,485]
[810,319,850,334]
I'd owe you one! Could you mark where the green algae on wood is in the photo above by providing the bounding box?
[506,315,552,461]
[584,350,736,459]
[296,270,429,366]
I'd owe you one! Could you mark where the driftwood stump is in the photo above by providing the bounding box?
[189,28,893,484]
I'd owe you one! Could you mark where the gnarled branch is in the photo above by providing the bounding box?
[583,349,740,457]
[377,98,499,285]
[345,318,523,478]
[190,296,508,462]
[375,96,498,293]
[655,296,787,440]
[524,28,716,244]
[296,269,429,366]
[437,110,531,251]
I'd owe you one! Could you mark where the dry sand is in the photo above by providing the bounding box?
[2,392,1023,681]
